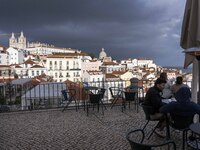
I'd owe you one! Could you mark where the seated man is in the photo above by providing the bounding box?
[160,72,173,99]
[143,78,166,132]
[126,77,139,92]
[170,76,188,96]
[160,86,200,116]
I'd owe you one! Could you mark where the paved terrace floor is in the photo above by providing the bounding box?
[0,105,192,150]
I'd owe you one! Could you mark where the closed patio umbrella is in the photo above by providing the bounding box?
[180,0,200,103]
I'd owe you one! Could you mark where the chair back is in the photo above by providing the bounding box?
[109,87,122,98]
[126,129,176,150]
[126,129,149,150]
[170,113,194,129]
[98,88,106,99]
[124,91,136,101]
[141,104,154,120]
[61,90,68,101]
[89,94,101,104]
[109,87,115,97]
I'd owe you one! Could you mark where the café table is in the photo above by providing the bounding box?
[161,98,176,140]
[84,86,99,93]
[162,98,176,104]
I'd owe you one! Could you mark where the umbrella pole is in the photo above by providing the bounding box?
[196,57,200,122]
[197,56,200,105]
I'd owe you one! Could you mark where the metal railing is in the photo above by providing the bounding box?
[0,79,193,112]
[0,79,143,112]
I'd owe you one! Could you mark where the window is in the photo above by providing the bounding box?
[55,72,58,78]
[59,73,63,77]
[36,71,39,75]
[66,72,69,77]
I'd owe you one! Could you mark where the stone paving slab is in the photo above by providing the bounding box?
[0,106,191,150]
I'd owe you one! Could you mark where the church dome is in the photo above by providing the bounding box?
[99,48,107,59]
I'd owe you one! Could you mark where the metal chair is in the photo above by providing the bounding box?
[168,113,195,150]
[98,88,107,110]
[126,128,176,150]
[185,123,200,150]
[124,91,138,112]
[141,103,163,139]
[109,87,123,109]
[61,88,77,112]
[86,93,105,116]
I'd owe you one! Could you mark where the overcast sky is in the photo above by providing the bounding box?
[0,0,187,67]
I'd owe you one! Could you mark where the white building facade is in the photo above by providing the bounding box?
[7,47,24,65]
[46,53,90,82]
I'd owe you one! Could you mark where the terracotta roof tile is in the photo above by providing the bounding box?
[105,73,118,78]
[31,65,44,68]
[24,59,36,65]
[112,71,126,75]
[102,62,118,65]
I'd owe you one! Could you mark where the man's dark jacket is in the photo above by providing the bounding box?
[143,86,163,114]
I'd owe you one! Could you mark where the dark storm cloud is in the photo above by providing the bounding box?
[0,0,186,66]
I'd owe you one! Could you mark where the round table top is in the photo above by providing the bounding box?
[190,122,200,135]
[84,86,99,90]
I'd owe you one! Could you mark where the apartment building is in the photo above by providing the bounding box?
[0,48,8,65]
[7,47,24,65]
[82,59,102,74]
[100,61,126,74]
[46,52,91,82]
[26,46,80,55]
[82,70,105,88]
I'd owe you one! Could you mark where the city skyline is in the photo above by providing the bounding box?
[0,0,186,67]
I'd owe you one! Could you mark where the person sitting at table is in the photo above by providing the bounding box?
[170,76,188,96]
[126,77,139,92]
[160,72,173,99]
[160,86,200,116]
[143,78,167,133]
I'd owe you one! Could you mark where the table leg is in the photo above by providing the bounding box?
[165,114,170,140]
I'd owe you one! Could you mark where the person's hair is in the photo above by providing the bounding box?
[176,76,183,85]
[154,78,166,85]
[130,77,138,84]
[160,72,167,80]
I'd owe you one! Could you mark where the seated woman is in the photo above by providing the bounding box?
[160,86,200,117]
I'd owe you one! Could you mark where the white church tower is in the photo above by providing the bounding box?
[18,31,26,49]
[9,31,26,49]
[9,33,17,48]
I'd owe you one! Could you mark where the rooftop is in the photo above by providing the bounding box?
[0,106,184,149]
